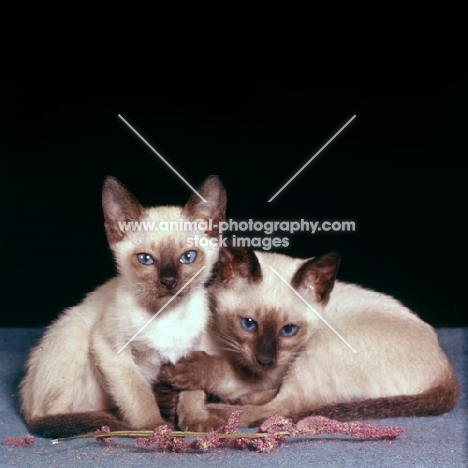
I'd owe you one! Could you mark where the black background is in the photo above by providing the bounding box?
[2,20,467,329]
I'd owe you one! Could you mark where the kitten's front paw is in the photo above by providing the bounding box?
[154,382,178,426]
[141,416,173,431]
[132,412,172,431]
[175,391,233,432]
[177,404,227,432]
[177,412,228,433]
[159,351,211,391]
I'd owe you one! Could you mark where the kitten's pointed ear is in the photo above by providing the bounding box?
[292,252,340,303]
[218,246,262,284]
[102,176,144,244]
[182,175,227,236]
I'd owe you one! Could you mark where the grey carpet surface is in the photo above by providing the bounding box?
[1,328,466,468]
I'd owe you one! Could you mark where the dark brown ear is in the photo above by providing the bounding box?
[292,252,340,303]
[102,176,144,244]
[218,246,262,284]
[182,176,227,237]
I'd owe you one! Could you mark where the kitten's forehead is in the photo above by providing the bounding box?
[113,205,218,260]
[124,206,209,243]
[218,251,313,320]
[145,205,184,221]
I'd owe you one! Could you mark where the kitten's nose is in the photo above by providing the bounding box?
[160,276,178,291]
[256,355,274,367]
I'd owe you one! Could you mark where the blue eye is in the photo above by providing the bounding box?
[180,250,197,264]
[281,324,298,337]
[137,253,154,265]
[240,317,257,331]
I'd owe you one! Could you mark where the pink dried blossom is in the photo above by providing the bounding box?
[258,414,297,435]
[227,437,251,450]
[135,425,175,450]
[135,436,155,448]
[166,437,190,452]
[3,435,35,447]
[251,434,279,453]
[296,416,404,439]
[135,425,190,452]
[190,431,221,451]
[95,425,114,445]
[217,410,242,434]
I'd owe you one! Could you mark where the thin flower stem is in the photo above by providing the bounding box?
[52,430,292,444]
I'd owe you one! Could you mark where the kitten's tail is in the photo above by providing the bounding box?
[27,410,132,438]
[294,371,460,422]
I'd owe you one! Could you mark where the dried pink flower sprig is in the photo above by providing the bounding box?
[51,410,404,454]
[3,435,35,447]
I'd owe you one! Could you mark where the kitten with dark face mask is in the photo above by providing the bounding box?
[19,175,226,437]
[160,247,459,431]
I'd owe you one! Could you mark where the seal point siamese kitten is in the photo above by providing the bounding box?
[19,175,227,437]
[160,247,459,431]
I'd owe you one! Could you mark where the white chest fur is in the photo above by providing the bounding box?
[122,290,210,383]
[145,291,209,362]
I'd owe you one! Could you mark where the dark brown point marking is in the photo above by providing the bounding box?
[102,176,144,245]
[182,176,227,237]
[290,372,460,423]
[218,246,262,283]
[28,410,132,438]
[292,252,340,303]
[255,320,278,367]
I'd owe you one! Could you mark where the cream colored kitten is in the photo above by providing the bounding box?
[160,247,459,431]
[19,175,226,437]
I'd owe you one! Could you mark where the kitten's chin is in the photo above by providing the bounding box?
[137,290,188,312]
[146,289,190,310]
[156,288,188,300]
